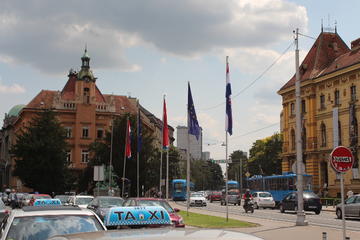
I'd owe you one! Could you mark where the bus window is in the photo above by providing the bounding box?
[174,182,184,193]
[288,177,294,190]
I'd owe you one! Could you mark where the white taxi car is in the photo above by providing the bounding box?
[0,199,106,240]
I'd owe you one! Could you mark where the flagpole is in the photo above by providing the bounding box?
[122,116,129,198]
[109,118,114,194]
[225,131,229,222]
[137,101,140,198]
[186,104,190,216]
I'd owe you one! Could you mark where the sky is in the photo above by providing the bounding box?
[1,0,360,160]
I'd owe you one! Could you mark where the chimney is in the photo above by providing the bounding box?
[351,38,360,50]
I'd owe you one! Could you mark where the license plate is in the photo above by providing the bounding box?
[308,206,316,209]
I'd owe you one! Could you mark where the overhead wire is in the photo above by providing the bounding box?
[200,40,295,111]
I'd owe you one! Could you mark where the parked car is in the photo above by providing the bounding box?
[208,191,222,202]
[220,190,240,206]
[336,194,360,219]
[67,195,94,208]
[21,193,33,207]
[87,196,124,220]
[54,195,70,205]
[279,191,322,214]
[0,199,10,221]
[29,194,52,206]
[189,192,207,207]
[252,191,276,209]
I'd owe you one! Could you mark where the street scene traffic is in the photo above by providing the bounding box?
[2,1,360,240]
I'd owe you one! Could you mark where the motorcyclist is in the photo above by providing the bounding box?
[243,189,253,208]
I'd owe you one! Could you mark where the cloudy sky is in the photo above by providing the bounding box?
[1,0,359,159]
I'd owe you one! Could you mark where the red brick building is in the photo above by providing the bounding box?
[0,49,174,191]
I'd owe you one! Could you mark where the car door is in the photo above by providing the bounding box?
[354,196,360,217]
[344,196,356,216]
[282,193,292,210]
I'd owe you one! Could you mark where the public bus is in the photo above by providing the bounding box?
[171,179,194,201]
[246,173,312,204]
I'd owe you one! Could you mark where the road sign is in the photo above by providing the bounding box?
[211,159,232,164]
[330,146,354,173]
[245,172,250,177]
[94,165,105,181]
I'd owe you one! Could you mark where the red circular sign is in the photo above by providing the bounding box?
[330,146,354,172]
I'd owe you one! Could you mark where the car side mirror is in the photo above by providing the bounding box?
[174,208,180,212]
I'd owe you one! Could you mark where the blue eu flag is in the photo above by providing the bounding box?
[188,83,200,140]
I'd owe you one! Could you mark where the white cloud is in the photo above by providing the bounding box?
[0,0,308,74]
[0,82,26,93]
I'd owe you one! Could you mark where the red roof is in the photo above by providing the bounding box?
[279,32,350,91]
[26,90,56,108]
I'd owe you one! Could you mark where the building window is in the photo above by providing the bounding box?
[97,128,104,139]
[338,121,342,146]
[321,123,327,147]
[291,129,295,150]
[84,88,90,104]
[81,150,89,163]
[302,127,306,150]
[334,90,340,105]
[301,99,306,114]
[351,85,357,101]
[82,127,89,138]
[290,103,295,116]
[65,127,72,138]
[320,94,325,109]
[66,151,71,164]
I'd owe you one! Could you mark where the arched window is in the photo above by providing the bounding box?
[302,127,307,150]
[291,129,295,150]
[321,123,327,147]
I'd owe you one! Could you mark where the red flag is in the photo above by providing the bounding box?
[162,97,169,149]
[125,119,131,158]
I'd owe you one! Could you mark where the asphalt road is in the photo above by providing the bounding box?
[175,201,360,231]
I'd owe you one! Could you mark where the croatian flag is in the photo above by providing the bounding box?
[225,56,232,135]
[162,97,169,149]
[125,119,132,159]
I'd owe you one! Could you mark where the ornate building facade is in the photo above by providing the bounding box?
[278,30,360,197]
[0,49,174,191]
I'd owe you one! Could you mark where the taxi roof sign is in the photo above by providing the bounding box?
[33,198,62,206]
[104,206,171,227]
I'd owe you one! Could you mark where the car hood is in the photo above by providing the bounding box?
[190,197,205,201]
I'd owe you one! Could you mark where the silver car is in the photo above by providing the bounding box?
[336,194,360,219]
[0,205,106,240]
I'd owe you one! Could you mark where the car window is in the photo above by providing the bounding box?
[75,198,93,205]
[122,200,131,207]
[259,193,272,198]
[137,200,174,213]
[253,193,258,197]
[6,215,103,240]
[303,192,318,198]
[346,196,356,204]
[99,198,123,207]
[355,197,360,203]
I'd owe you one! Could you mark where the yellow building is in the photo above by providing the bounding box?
[278,30,360,197]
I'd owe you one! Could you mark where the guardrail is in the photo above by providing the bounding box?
[320,198,341,207]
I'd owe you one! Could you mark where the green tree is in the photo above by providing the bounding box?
[228,150,248,189]
[248,133,283,176]
[189,160,224,191]
[12,109,69,194]
[84,113,182,196]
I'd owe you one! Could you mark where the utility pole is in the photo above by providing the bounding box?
[294,28,307,226]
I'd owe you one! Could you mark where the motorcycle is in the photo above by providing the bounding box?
[243,199,254,213]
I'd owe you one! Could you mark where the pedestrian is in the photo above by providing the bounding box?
[347,190,354,199]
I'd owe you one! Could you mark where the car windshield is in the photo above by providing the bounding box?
[259,193,272,198]
[34,195,51,199]
[303,192,319,198]
[75,197,93,205]
[228,191,238,195]
[6,215,103,240]
[137,200,174,213]
[213,192,221,195]
[55,195,69,203]
[99,198,123,207]
[191,194,202,197]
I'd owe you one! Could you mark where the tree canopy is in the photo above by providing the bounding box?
[247,133,283,176]
[12,110,69,193]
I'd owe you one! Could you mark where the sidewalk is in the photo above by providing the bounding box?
[170,202,359,240]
